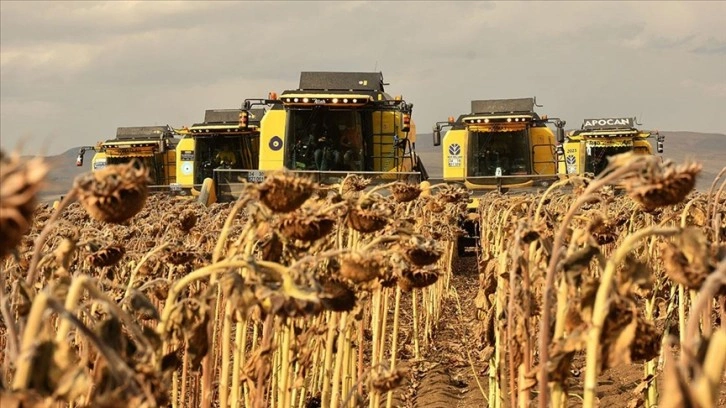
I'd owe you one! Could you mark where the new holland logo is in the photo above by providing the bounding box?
[448,143,462,167]
[566,155,576,165]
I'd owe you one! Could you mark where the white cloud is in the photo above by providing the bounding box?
[1,1,725,155]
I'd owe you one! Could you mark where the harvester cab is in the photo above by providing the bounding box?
[75,125,181,186]
[433,97,564,257]
[257,71,426,185]
[435,97,563,196]
[174,104,269,199]
[558,117,663,177]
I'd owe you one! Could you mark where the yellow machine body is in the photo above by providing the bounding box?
[175,108,262,189]
[79,126,180,186]
[257,72,425,183]
[437,99,560,204]
[559,117,661,176]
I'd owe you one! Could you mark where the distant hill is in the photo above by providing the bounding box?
[32,147,87,202]
[12,131,724,203]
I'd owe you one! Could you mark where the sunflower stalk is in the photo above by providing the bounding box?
[539,159,646,407]
[583,226,680,407]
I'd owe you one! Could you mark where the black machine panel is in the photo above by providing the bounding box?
[471,98,535,115]
[298,72,385,92]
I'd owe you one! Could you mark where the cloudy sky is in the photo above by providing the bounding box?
[1,1,725,155]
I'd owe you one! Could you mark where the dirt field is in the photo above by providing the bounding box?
[388,256,726,408]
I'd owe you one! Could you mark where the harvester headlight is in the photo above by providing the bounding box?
[332,98,339,103]
[293,98,299,103]
[477,119,482,123]
[343,98,349,103]
[484,118,489,123]
[352,98,358,103]
[303,98,309,103]
[507,118,512,122]
[285,98,291,102]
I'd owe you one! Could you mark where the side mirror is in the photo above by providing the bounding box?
[433,125,441,147]
[556,127,565,144]
[657,140,664,154]
[556,145,565,156]
[400,111,412,133]
[75,150,85,167]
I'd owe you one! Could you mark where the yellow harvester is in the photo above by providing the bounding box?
[173,106,267,199]
[557,117,663,176]
[75,125,180,186]
[254,71,427,184]
[433,97,564,194]
[432,97,565,256]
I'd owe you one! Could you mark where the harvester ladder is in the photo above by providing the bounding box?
[164,149,176,184]
[369,110,399,171]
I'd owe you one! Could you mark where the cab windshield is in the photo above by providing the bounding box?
[467,130,531,177]
[107,156,162,184]
[193,135,259,184]
[286,107,366,172]
[584,144,632,175]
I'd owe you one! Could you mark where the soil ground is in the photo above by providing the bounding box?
[390,256,726,408]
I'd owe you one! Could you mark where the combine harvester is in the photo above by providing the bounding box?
[211,71,428,193]
[432,97,565,255]
[173,104,269,203]
[75,125,181,187]
[557,116,664,176]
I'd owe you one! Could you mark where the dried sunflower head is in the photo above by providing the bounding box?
[438,185,469,204]
[256,171,315,213]
[74,160,150,224]
[398,266,440,292]
[622,158,701,211]
[319,279,356,312]
[390,182,421,203]
[341,174,371,194]
[164,249,197,266]
[424,196,446,213]
[279,209,336,243]
[87,245,126,267]
[401,235,442,267]
[346,199,391,233]
[339,252,385,283]
[176,209,198,232]
[0,151,48,259]
[661,227,711,289]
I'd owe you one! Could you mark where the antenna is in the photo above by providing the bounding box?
[534,96,543,108]
[635,114,643,126]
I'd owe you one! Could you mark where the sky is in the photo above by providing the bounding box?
[1,1,725,155]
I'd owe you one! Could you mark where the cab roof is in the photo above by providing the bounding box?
[298,71,385,92]
[471,98,535,115]
[115,125,175,140]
